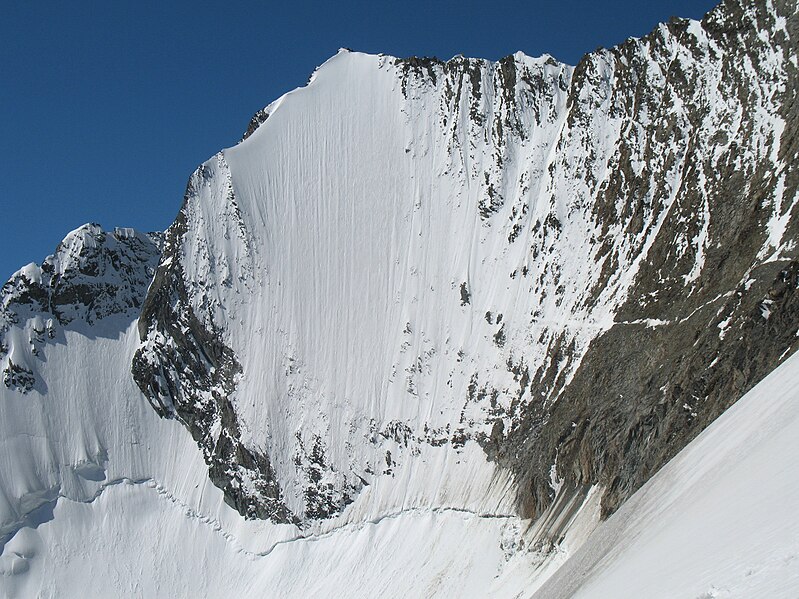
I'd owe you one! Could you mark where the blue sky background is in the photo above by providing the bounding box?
[1,0,718,282]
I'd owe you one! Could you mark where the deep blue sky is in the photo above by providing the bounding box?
[2,0,718,282]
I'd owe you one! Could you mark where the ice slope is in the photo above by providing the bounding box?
[533,349,799,599]
[2,305,797,598]
[136,42,698,521]
[220,50,583,519]
[0,290,547,598]
[135,0,799,526]
[0,480,532,598]
[0,230,544,598]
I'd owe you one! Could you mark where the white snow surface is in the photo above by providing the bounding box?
[144,6,796,526]
[2,312,798,597]
[149,8,794,521]
[160,45,698,521]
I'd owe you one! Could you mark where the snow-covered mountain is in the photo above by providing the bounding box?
[2,0,799,596]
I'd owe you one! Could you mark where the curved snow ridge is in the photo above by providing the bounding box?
[255,504,519,559]
[1,478,151,553]
[5,479,539,599]
[82,476,262,556]
[0,488,59,547]
[0,475,267,562]
[239,49,572,143]
[126,475,520,561]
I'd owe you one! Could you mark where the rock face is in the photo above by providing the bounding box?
[1,224,161,393]
[132,162,294,522]
[500,2,799,515]
[127,0,799,528]
[500,0,799,519]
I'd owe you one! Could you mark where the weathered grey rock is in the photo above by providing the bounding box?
[499,0,799,519]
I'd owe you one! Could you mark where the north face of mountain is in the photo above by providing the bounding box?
[132,0,799,530]
[1,0,798,596]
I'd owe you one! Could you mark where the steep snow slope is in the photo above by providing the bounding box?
[0,229,551,598]
[533,348,799,599]
[1,480,533,598]
[2,282,797,598]
[0,227,283,551]
[134,49,592,523]
[0,226,546,598]
[133,0,799,535]
[0,227,288,594]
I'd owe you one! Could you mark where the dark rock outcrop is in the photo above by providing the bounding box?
[132,164,295,523]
